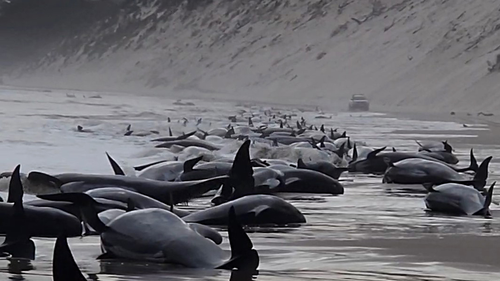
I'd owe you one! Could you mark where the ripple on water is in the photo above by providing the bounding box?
[0,89,499,280]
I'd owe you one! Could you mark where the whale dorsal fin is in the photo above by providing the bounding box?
[469,148,478,172]
[229,140,254,184]
[7,165,23,204]
[472,156,493,190]
[106,152,125,176]
[320,124,325,133]
[443,140,453,153]
[319,136,326,148]
[133,160,168,171]
[351,143,358,163]
[176,130,197,140]
[335,142,346,159]
[53,235,87,281]
[482,182,495,218]
[297,158,307,168]
[183,156,203,173]
[367,147,387,159]
[415,140,424,148]
[169,127,173,137]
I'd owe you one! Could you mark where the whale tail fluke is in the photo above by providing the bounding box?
[53,235,87,281]
[217,206,259,271]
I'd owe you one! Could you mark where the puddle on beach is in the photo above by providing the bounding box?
[0,88,499,280]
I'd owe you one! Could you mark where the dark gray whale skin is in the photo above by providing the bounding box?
[349,148,477,175]
[184,194,305,226]
[0,165,82,238]
[419,151,459,165]
[155,139,221,151]
[383,158,469,185]
[38,192,259,270]
[384,156,491,190]
[28,172,230,205]
[270,165,345,194]
[424,182,494,216]
[0,203,82,238]
[296,159,347,180]
[176,162,233,182]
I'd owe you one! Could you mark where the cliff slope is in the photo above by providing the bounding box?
[1,0,500,113]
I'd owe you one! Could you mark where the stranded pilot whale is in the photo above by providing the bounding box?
[210,143,344,205]
[349,147,478,174]
[424,182,495,217]
[183,194,305,226]
[0,165,82,238]
[25,141,254,205]
[383,155,491,189]
[41,192,259,270]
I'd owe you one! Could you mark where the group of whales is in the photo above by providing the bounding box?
[0,112,495,280]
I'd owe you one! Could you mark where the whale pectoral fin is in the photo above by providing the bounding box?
[188,223,223,245]
[262,178,281,190]
[105,152,126,176]
[367,147,386,159]
[217,206,259,271]
[250,205,268,217]
[285,177,301,186]
[7,165,23,204]
[53,235,87,281]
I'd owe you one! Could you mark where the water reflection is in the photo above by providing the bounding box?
[6,258,34,280]
[0,91,499,280]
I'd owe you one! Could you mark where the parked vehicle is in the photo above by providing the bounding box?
[348,94,370,111]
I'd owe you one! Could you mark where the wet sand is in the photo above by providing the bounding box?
[311,110,500,273]
[0,89,500,280]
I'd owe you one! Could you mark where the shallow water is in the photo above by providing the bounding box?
[0,87,499,280]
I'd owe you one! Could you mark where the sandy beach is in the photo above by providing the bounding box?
[1,1,500,280]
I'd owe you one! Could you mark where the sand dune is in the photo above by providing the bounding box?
[1,0,500,114]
